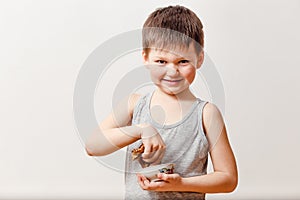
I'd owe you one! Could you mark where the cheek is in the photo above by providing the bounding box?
[150,67,166,79]
[180,67,196,84]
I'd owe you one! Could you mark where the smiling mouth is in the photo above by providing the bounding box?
[162,79,183,82]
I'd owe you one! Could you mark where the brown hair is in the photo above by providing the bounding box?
[142,5,204,55]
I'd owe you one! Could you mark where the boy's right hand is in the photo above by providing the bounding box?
[138,124,166,165]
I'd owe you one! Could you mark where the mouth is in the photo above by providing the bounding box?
[162,79,183,82]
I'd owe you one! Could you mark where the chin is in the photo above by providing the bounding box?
[159,86,185,96]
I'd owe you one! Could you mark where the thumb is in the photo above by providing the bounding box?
[157,173,170,181]
[142,143,152,159]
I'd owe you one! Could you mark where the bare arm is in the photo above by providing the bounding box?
[85,93,142,156]
[85,93,166,162]
[138,103,238,193]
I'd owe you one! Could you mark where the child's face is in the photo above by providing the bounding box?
[143,44,204,96]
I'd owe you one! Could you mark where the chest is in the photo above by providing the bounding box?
[150,101,194,125]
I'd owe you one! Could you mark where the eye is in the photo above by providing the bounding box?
[178,60,190,65]
[155,60,167,65]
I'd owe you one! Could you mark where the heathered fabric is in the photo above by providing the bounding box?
[125,90,209,199]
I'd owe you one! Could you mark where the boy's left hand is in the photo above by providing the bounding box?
[137,173,182,191]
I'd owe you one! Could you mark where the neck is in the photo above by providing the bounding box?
[155,88,196,102]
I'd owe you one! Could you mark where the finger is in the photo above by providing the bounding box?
[137,174,143,183]
[157,173,169,181]
[142,143,152,159]
[143,180,167,192]
[137,174,149,189]
[144,178,150,186]
[137,175,145,188]
[137,173,143,181]
[138,173,147,181]
[157,173,179,182]
[142,151,155,161]
[150,148,165,165]
[138,173,163,190]
[141,177,150,189]
[143,148,164,163]
[143,180,163,191]
[157,173,178,183]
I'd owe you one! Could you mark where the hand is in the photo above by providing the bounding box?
[137,173,182,191]
[138,124,166,165]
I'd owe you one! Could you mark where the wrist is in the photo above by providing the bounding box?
[177,177,188,192]
[177,177,200,193]
[134,123,150,139]
[137,123,155,139]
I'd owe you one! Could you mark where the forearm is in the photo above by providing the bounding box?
[85,125,142,156]
[178,172,238,193]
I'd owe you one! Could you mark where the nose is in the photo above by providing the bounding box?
[166,63,179,76]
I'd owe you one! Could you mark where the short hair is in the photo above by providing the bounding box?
[142,5,204,55]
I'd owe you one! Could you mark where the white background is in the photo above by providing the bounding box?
[1,0,300,199]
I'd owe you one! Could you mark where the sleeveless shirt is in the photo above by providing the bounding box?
[125,90,209,200]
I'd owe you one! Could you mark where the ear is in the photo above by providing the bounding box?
[196,50,204,69]
[142,50,149,64]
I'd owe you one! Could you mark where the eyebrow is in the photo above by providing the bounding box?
[153,56,189,60]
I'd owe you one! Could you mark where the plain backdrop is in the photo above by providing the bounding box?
[1,0,300,199]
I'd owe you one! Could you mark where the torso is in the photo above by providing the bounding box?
[125,89,209,200]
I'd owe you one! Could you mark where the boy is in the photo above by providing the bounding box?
[86,5,237,199]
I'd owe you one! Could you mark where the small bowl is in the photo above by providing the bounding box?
[138,163,175,181]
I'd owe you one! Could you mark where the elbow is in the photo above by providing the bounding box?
[85,140,95,156]
[85,146,94,156]
[85,146,109,157]
[85,144,107,157]
[224,174,238,193]
[85,135,106,156]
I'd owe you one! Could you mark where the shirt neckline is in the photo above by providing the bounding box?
[146,90,201,129]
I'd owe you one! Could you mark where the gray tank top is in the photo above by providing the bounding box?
[125,90,209,200]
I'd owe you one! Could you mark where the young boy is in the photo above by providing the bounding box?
[86,5,237,199]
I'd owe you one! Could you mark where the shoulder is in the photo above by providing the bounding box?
[129,93,142,103]
[128,93,143,116]
[202,102,223,120]
[202,102,224,133]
